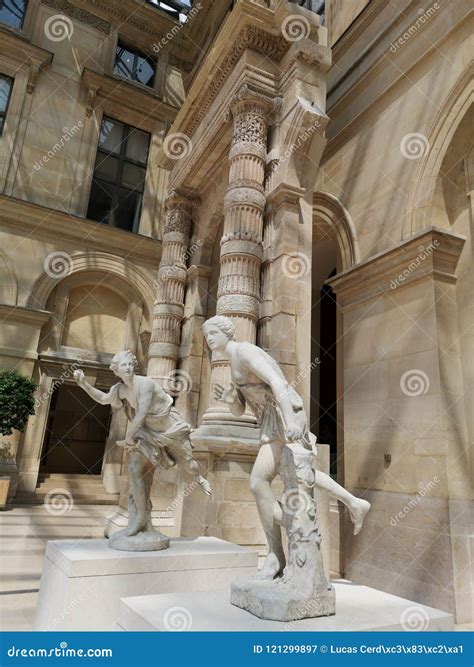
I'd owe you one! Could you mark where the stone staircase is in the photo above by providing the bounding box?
[14,473,120,506]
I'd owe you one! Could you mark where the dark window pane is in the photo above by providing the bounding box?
[87,117,150,233]
[122,163,146,190]
[116,188,142,232]
[0,74,13,135]
[0,74,13,113]
[94,153,119,183]
[125,128,149,164]
[0,0,28,29]
[98,118,123,154]
[114,43,155,87]
[87,180,115,225]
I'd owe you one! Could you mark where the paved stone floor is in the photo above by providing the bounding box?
[0,505,111,631]
[0,505,471,632]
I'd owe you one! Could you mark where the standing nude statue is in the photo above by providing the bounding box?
[73,350,211,551]
[203,316,370,620]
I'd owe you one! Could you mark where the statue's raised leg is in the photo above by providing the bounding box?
[231,442,335,621]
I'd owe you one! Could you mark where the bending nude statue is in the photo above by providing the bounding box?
[74,350,211,551]
[203,316,370,620]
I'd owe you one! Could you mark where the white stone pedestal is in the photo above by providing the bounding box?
[117,581,454,631]
[34,537,258,631]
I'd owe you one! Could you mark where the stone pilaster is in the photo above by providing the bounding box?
[147,192,196,386]
[202,85,275,427]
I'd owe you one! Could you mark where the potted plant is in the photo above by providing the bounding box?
[0,370,37,508]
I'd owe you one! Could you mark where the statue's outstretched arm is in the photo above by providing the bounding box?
[73,369,115,405]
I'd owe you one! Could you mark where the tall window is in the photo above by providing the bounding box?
[113,42,155,87]
[0,0,28,29]
[87,117,150,233]
[0,74,13,135]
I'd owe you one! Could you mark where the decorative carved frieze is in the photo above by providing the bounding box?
[40,0,112,33]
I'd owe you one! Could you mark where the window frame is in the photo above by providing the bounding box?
[87,116,151,234]
[0,73,14,136]
[0,0,29,30]
[113,41,156,89]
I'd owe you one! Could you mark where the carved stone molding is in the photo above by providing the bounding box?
[328,227,466,309]
[40,0,112,33]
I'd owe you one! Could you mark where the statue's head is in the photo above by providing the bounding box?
[203,316,235,351]
[109,350,137,379]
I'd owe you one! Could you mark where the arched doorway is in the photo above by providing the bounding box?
[17,262,153,500]
[311,192,360,478]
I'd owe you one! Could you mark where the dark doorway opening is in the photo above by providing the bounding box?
[318,270,338,476]
[41,384,111,474]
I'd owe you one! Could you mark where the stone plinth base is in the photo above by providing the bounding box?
[34,537,258,631]
[117,582,454,631]
[109,529,170,552]
[230,577,335,621]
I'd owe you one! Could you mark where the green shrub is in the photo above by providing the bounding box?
[0,370,37,436]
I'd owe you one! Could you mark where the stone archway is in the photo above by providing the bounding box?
[16,262,154,499]
[311,191,360,576]
[406,63,474,235]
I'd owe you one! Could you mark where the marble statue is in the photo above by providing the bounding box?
[203,316,370,621]
[73,350,211,551]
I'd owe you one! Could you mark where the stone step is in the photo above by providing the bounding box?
[37,473,103,481]
[14,493,118,506]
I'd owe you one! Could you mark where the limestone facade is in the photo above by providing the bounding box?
[0,0,472,623]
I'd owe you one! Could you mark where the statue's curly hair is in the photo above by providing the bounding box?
[203,315,235,340]
[109,350,137,374]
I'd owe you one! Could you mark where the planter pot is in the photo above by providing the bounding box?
[0,476,11,509]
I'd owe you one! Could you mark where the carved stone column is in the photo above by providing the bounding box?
[202,86,276,428]
[147,192,196,386]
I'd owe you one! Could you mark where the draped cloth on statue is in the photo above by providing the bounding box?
[109,383,194,468]
[235,381,314,451]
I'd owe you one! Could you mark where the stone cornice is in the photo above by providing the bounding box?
[41,0,111,33]
[163,1,294,157]
[0,195,162,267]
[81,69,178,127]
[328,227,466,308]
[0,304,52,325]
[266,182,305,210]
[0,26,53,67]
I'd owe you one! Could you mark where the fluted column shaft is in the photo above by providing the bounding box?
[204,87,274,424]
[147,192,195,385]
